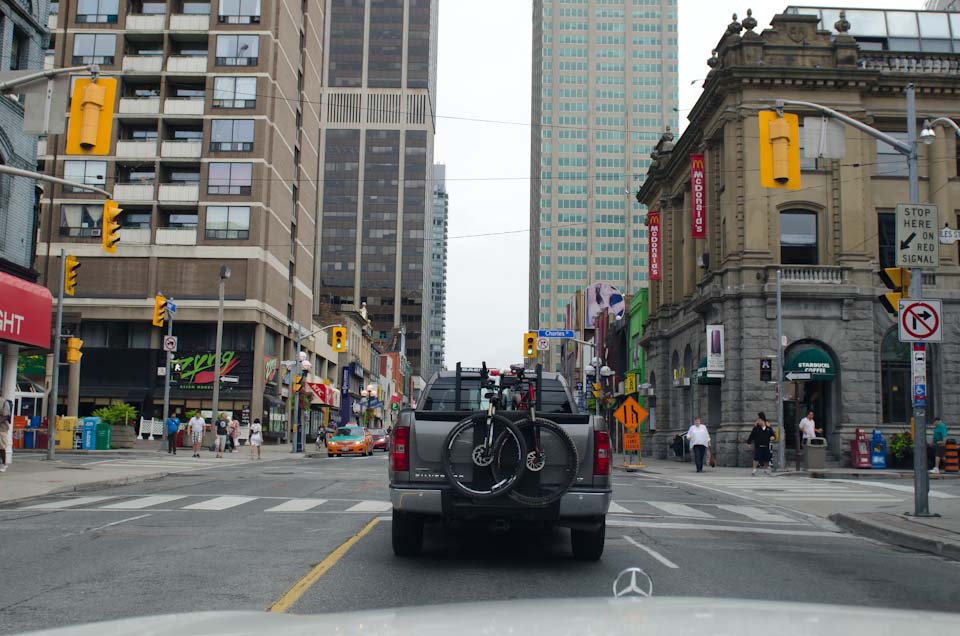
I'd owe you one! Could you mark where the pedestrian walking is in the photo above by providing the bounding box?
[165,411,180,455]
[687,418,711,473]
[227,417,239,453]
[0,398,12,473]
[930,416,949,474]
[249,418,263,460]
[747,412,776,475]
[215,413,229,458]
[189,411,205,458]
[798,410,822,442]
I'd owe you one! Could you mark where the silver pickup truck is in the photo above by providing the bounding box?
[388,365,612,560]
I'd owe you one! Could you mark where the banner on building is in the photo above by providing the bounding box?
[690,153,706,239]
[648,211,661,281]
[171,351,254,391]
[706,324,724,373]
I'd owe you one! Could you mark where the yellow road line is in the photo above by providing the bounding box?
[268,517,381,613]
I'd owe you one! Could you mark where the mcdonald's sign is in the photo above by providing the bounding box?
[648,210,661,281]
[690,153,706,239]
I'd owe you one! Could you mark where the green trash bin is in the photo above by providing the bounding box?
[96,422,112,450]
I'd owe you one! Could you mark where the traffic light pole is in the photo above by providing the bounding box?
[46,249,66,461]
[775,269,786,472]
[289,323,344,454]
[161,298,174,438]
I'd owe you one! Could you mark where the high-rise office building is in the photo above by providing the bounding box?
[529,0,678,369]
[36,1,326,435]
[925,1,960,11]
[426,163,447,377]
[315,0,439,375]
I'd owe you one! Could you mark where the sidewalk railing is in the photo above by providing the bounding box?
[138,417,164,440]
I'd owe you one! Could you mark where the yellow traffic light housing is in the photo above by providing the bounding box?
[64,254,81,296]
[102,199,122,254]
[331,326,347,352]
[66,337,83,364]
[66,78,117,155]
[152,294,167,328]
[758,110,801,190]
[878,267,911,315]
[523,332,537,358]
[293,373,304,393]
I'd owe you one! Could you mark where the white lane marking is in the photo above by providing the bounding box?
[766,496,901,502]
[623,535,679,569]
[646,502,715,519]
[608,501,633,514]
[716,505,796,523]
[608,519,855,538]
[265,499,328,512]
[345,501,392,512]
[101,495,189,510]
[824,479,959,499]
[24,496,116,509]
[182,496,257,511]
[61,514,152,537]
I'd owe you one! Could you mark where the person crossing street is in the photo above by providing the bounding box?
[687,418,711,473]
[747,412,776,475]
[165,411,180,455]
[189,412,205,458]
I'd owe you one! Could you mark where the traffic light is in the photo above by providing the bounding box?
[64,254,80,296]
[758,110,801,190]
[878,267,911,315]
[152,294,167,328]
[66,78,117,155]
[65,337,83,364]
[331,326,347,352]
[760,357,773,383]
[170,361,182,384]
[293,373,304,393]
[523,332,537,358]
[102,199,122,254]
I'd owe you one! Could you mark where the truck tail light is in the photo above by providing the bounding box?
[391,425,410,472]
[593,430,611,476]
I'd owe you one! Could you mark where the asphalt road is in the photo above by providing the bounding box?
[1,454,958,634]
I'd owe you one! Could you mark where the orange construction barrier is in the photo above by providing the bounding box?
[944,440,959,473]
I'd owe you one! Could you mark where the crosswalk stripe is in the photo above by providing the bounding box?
[182,496,257,511]
[24,496,115,509]
[716,505,795,523]
[766,495,901,501]
[265,499,328,512]
[646,502,715,519]
[608,501,633,514]
[101,495,189,509]
[345,501,391,512]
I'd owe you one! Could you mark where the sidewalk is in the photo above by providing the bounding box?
[0,438,302,506]
[616,454,960,561]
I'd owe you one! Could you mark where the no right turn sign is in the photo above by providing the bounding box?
[898,299,942,343]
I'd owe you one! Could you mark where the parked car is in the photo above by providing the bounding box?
[327,425,373,457]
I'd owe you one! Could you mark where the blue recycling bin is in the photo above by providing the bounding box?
[871,429,887,469]
[23,429,36,449]
[82,417,99,450]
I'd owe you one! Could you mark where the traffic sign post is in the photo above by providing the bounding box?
[163,335,178,352]
[614,396,649,469]
[898,299,942,343]
[896,204,939,269]
[625,373,637,395]
[161,296,175,433]
[536,337,549,351]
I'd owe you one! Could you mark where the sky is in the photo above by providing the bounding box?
[433,0,922,371]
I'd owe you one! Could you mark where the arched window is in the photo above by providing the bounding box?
[780,209,818,265]
[881,330,910,423]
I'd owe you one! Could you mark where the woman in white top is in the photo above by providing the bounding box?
[249,418,263,460]
[687,418,711,473]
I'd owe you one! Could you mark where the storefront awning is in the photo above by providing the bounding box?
[694,357,722,385]
[0,271,53,349]
[784,346,835,381]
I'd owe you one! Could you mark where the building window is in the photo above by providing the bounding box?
[876,132,909,177]
[137,2,169,14]
[72,34,116,65]
[780,210,818,265]
[205,205,250,239]
[9,28,29,71]
[881,329,910,424]
[122,211,152,229]
[60,203,103,237]
[180,2,212,15]
[218,0,261,23]
[215,35,259,66]
[878,210,896,268]
[207,163,252,195]
[161,210,198,228]
[210,119,254,151]
[63,161,107,193]
[212,77,256,108]
[76,0,119,23]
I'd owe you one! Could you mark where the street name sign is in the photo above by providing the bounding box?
[898,299,942,343]
[538,329,575,339]
[896,204,939,269]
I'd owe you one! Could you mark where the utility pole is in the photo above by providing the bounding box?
[211,267,230,430]
[161,297,175,432]
[46,249,66,460]
[775,269,786,472]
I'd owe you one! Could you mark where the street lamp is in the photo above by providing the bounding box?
[211,265,231,435]
[920,117,960,145]
[360,383,376,426]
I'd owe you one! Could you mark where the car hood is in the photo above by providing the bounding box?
[21,598,960,636]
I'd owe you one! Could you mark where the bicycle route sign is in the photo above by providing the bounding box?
[898,299,942,343]
[614,396,648,432]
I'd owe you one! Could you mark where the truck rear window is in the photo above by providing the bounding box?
[420,377,574,414]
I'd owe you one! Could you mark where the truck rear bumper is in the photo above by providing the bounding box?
[390,486,611,518]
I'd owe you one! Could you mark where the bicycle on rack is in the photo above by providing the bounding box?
[502,364,580,506]
[442,363,527,499]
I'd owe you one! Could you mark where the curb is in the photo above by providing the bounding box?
[830,512,960,561]
[0,472,171,508]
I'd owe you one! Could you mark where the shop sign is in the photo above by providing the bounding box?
[690,154,706,239]
[0,271,53,349]
[648,211,661,281]
[171,351,252,390]
[264,356,278,384]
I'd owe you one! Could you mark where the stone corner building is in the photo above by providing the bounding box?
[636,8,960,466]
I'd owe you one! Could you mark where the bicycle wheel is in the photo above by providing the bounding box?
[500,417,579,506]
[443,413,526,499]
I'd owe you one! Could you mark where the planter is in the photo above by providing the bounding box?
[110,424,137,449]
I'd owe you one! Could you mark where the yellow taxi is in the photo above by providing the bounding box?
[327,425,374,457]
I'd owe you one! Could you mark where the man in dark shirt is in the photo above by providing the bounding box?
[747,412,776,475]
[215,413,229,458]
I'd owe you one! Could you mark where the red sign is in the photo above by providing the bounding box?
[0,271,53,349]
[690,153,706,239]
[648,211,661,281]
[307,382,334,405]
